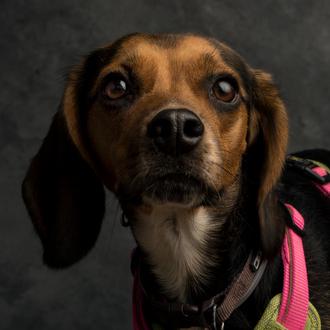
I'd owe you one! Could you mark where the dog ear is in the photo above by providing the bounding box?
[246,70,288,258]
[22,110,105,268]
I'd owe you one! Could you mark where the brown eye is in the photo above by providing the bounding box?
[104,76,128,100]
[212,79,237,102]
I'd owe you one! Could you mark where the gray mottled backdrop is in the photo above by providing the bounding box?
[0,1,329,329]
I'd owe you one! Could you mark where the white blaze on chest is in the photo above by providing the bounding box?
[133,203,220,301]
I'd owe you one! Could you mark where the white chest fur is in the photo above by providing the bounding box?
[133,204,221,301]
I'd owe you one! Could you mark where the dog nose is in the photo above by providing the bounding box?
[147,109,204,155]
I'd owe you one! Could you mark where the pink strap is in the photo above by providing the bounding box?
[312,167,330,196]
[277,204,309,329]
[132,266,151,330]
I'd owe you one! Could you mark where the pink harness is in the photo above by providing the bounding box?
[314,166,330,196]
[132,164,330,330]
[277,165,330,329]
[132,262,150,330]
[277,203,309,329]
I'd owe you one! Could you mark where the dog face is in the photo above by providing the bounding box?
[82,35,251,207]
[22,33,288,267]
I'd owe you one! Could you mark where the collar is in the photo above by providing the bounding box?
[131,249,267,330]
[131,201,314,330]
[131,200,317,330]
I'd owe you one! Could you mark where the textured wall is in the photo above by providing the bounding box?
[0,1,329,329]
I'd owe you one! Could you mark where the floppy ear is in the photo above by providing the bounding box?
[22,110,105,268]
[246,70,288,257]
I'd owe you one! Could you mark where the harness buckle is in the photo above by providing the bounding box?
[287,157,328,184]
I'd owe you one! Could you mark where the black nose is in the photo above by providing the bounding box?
[147,109,204,155]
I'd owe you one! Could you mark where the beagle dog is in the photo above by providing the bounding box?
[22,33,330,329]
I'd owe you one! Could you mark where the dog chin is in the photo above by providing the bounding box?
[142,174,204,207]
[143,190,200,207]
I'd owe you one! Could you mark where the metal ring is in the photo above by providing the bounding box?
[121,212,130,227]
[181,304,189,318]
[212,304,218,330]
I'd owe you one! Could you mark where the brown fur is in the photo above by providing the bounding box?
[82,35,254,196]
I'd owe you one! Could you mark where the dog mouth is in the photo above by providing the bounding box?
[142,173,206,205]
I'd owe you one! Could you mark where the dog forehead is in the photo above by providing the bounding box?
[98,34,232,72]
[136,34,220,58]
[118,33,220,56]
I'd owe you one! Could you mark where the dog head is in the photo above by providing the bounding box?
[22,33,288,267]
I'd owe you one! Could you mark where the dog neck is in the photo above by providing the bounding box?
[128,182,248,302]
[133,204,222,301]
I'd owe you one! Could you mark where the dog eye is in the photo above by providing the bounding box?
[212,79,237,103]
[103,75,128,100]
